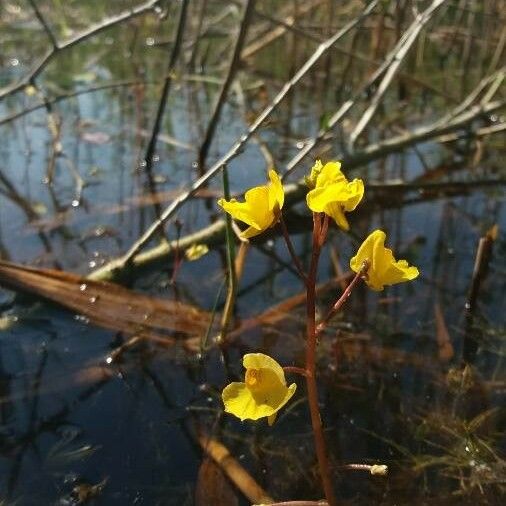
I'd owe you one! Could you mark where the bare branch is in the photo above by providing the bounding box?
[198,0,256,172]
[142,0,190,220]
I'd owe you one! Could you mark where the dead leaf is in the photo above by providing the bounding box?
[195,457,238,506]
[0,260,211,342]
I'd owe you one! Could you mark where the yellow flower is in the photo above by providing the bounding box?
[350,229,420,291]
[306,160,364,230]
[217,170,284,239]
[185,243,209,261]
[222,353,296,425]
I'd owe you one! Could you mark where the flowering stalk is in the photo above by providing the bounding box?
[218,161,419,505]
[305,212,337,506]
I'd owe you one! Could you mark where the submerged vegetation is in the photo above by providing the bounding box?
[0,0,504,504]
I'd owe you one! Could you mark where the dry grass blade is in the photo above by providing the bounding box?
[434,303,454,363]
[197,434,274,504]
[0,260,210,340]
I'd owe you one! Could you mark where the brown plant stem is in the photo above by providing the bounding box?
[280,214,308,284]
[305,213,336,506]
[316,260,369,336]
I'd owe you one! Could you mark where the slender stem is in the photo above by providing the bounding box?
[143,0,189,221]
[283,366,308,377]
[316,260,369,336]
[198,0,256,173]
[279,214,308,283]
[220,229,237,338]
[305,213,336,506]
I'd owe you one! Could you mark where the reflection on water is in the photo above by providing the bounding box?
[0,1,505,504]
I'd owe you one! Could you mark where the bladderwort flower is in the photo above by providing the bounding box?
[222,353,297,426]
[306,160,364,231]
[218,170,284,239]
[350,229,419,291]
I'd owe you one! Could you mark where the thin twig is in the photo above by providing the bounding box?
[117,0,379,269]
[241,0,325,59]
[142,0,189,220]
[0,0,162,101]
[143,0,189,170]
[198,0,256,173]
[27,0,58,49]
[316,261,369,336]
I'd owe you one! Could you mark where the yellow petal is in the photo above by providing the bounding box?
[324,202,349,231]
[350,229,419,291]
[342,179,364,211]
[218,197,261,229]
[222,382,276,420]
[315,161,345,188]
[383,260,420,285]
[305,159,324,188]
[243,353,286,385]
[222,381,296,422]
[306,183,347,212]
[218,186,273,231]
[218,174,280,238]
[222,353,297,423]
[267,170,284,211]
[350,229,382,270]
[240,225,264,239]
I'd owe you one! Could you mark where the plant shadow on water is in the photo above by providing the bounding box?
[0,1,505,505]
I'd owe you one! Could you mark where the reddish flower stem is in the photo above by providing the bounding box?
[315,260,369,337]
[305,213,337,506]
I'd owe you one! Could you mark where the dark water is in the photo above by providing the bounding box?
[0,2,505,505]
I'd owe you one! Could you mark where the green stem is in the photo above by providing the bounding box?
[220,167,236,339]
